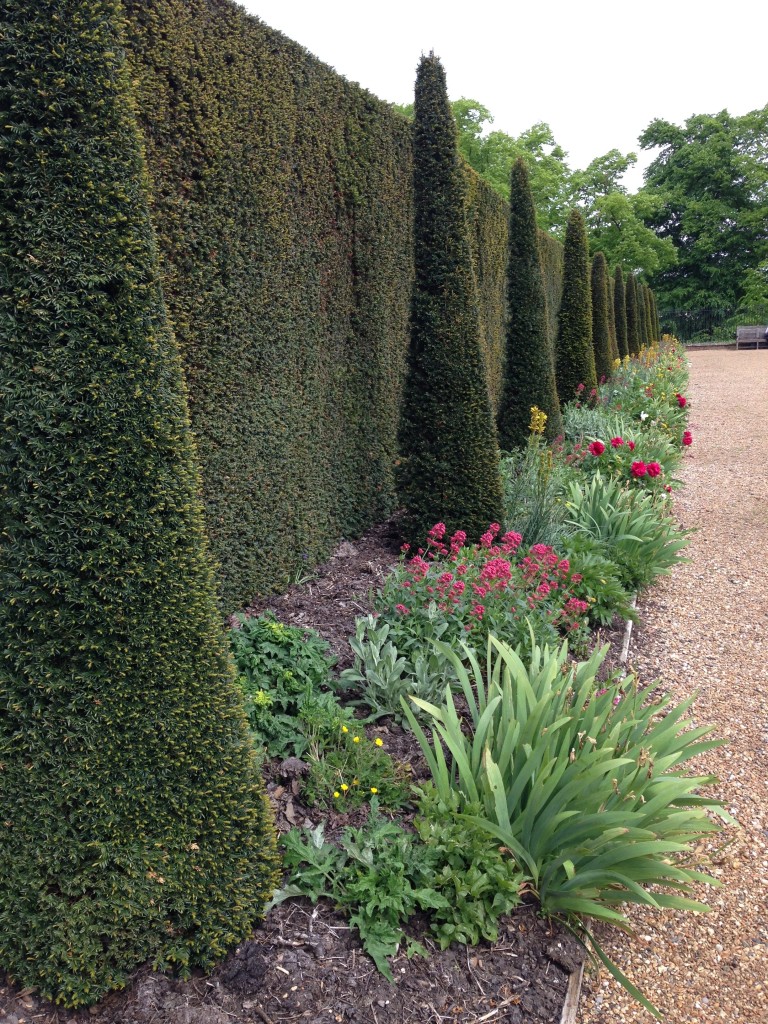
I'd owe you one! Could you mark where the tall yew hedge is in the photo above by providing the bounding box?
[120,0,527,607]
[0,0,279,1005]
[396,53,503,543]
[497,159,562,449]
[626,273,641,356]
[590,252,613,383]
[636,279,649,349]
[555,209,596,404]
[613,265,629,358]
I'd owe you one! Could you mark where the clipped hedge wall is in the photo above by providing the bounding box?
[0,0,279,1004]
[121,0,561,608]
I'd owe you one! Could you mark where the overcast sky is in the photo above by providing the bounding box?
[237,0,766,193]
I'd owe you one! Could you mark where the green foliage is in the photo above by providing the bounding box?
[556,210,596,403]
[497,159,562,449]
[274,797,522,979]
[590,252,613,383]
[0,1,279,1005]
[613,266,629,358]
[639,107,768,310]
[396,54,504,544]
[229,613,341,757]
[500,439,572,549]
[563,474,689,592]
[587,191,677,279]
[403,636,726,1014]
[339,613,459,726]
[559,535,636,626]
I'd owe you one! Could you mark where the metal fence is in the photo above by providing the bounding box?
[659,305,768,343]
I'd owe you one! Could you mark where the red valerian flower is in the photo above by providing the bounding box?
[588,440,606,456]
[627,440,636,451]
[682,430,693,446]
[646,462,662,477]
[610,437,624,448]
[676,393,687,408]
[631,461,647,477]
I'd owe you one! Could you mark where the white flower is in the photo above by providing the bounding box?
[640,411,649,421]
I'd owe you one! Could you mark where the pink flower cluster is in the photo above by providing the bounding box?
[385,525,590,640]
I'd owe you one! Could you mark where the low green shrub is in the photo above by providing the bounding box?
[338,613,460,725]
[563,473,689,592]
[560,535,636,626]
[500,427,574,548]
[403,635,726,1017]
[229,613,345,757]
[272,796,522,979]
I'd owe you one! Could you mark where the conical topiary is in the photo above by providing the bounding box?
[396,52,503,542]
[613,265,629,358]
[636,279,649,349]
[607,274,619,362]
[0,1,279,1006]
[590,252,613,383]
[497,158,562,449]
[555,209,596,405]
[652,290,662,342]
[625,273,641,356]
[644,285,655,344]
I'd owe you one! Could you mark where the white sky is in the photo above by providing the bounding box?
[237,0,766,193]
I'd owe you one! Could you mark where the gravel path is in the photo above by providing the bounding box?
[578,348,768,1023]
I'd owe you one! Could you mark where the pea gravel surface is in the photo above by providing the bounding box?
[578,348,768,1023]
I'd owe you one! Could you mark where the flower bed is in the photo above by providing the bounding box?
[230,340,724,1019]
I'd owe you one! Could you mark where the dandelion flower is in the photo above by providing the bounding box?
[333,791,340,799]
[353,736,360,744]
[374,738,384,747]
[370,787,378,794]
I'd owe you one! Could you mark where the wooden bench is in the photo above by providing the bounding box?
[735,325,768,350]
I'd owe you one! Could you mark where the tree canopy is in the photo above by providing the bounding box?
[638,107,768,310]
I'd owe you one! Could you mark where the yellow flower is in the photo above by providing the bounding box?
[528,406,547,435]
[353,736,360,743]
[374,738,384,747]
[352,778,359,786]
[370,787,378,794]
[341,725,348,733]
[340,783,349,792]
[333,791,340,799]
